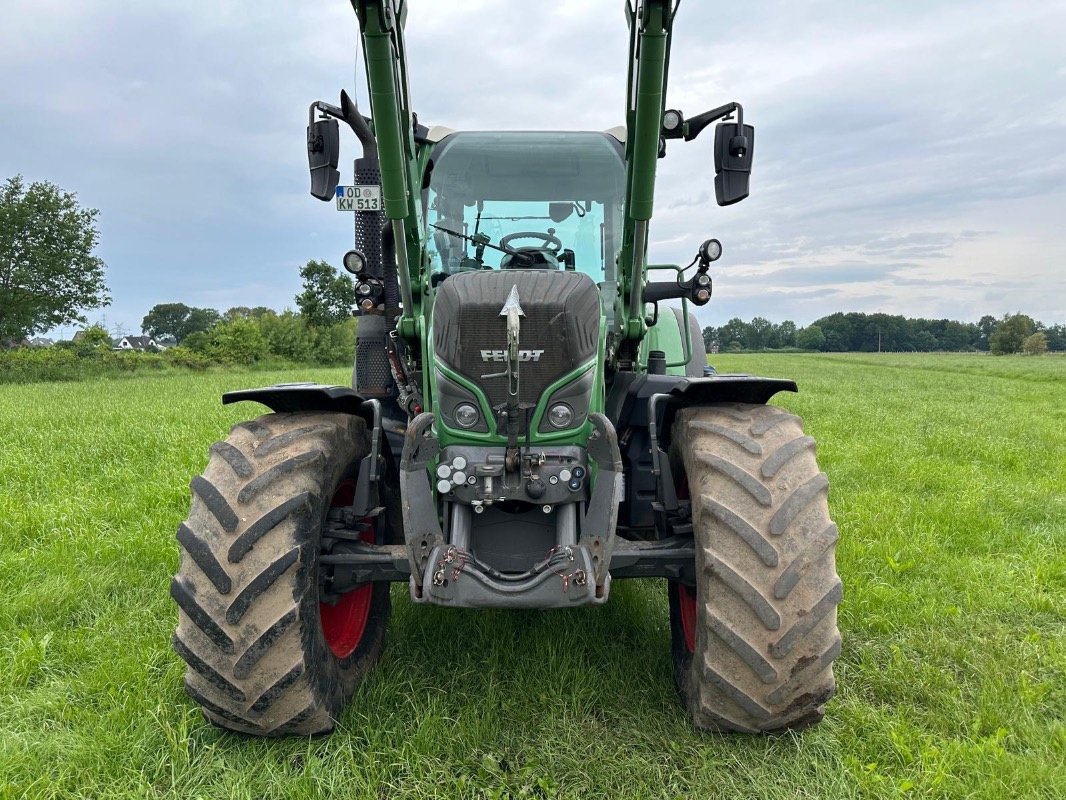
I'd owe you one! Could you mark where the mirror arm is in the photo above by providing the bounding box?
[340,90,377,152]
[309,99,377,154]
[683,101,743,142]
[643,270,712,305]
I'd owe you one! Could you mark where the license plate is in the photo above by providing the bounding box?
[335,185,382,212]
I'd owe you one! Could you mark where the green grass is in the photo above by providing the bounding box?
[0,354,1063,799]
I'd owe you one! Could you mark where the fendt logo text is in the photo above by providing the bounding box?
[480,349,545,362]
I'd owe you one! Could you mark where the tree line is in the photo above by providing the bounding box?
[131,260,357,366]
[0,250,360,382]
[704,312,1063,355]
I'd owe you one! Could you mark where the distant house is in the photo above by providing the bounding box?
[27,337,54,348]
[113,335,159,351]
[156,334,177,348]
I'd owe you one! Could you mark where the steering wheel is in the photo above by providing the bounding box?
[499,229,563,253]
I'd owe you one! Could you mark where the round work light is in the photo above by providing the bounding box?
[454,403,480,429]
[547,403,575,429]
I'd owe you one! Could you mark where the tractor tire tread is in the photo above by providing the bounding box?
[176,522,232,595]
[671,403,841,733]
[173,411,387,736]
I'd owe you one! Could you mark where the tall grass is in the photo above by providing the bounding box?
[0,355,1063,799]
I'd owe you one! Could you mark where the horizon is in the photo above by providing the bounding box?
[39,307,1061,343]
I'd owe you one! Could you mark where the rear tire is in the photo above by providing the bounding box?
[671,306,707,377]
[172,411,390,736]
[668,403,841,732]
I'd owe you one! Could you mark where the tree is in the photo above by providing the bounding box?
[913,331,938,351]
[295,259,355,326]
[142,303,221,343]
[717,317,748,351]
[990,313,1036,355]
[775,320,797,349]
[796,325,825,351]
[745,316,773,350]
[0,175,110,343]
[1045,324,1066,352]
[1023,332,1048,355]
[224,305,275,322]
[73,324,113,356]
[976,315,997,351]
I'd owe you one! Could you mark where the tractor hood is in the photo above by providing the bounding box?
[432,270,600,436]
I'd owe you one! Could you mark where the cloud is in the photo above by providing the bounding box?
[1,0,1063,336]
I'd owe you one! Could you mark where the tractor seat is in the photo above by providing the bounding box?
[500,247,559,269]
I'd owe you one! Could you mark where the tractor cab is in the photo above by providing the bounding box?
[424,131,625,281]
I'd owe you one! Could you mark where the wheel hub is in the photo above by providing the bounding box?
[319,480,375,659]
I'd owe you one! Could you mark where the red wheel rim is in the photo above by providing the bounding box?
[674,470,696,653]
[320,480,374,659]
[677,583,697,653]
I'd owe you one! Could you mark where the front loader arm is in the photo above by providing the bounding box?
[350,0,423,337]
[619,0,677,352]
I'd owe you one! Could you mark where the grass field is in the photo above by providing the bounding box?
[0,354,1063,799]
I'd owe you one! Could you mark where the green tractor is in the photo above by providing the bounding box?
[172,0,840,736]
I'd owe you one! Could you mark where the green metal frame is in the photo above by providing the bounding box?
[618,0,677,345]
[350,0,424,341]
[644,264,694,369]
[349,0,680,355]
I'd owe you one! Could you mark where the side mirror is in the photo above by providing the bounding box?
[307,119,340,201]
[548,202,575,223]
[713,122,754,205]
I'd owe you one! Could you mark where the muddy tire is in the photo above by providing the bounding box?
[668,403,841,732]
[171,411,390,736]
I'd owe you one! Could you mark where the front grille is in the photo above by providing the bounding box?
[433,271,600,427]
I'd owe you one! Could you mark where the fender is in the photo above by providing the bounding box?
[223,383,384,515]
[606,372,797,532]
[662,374,797,434]
[223,383,374,421]
[606,373,796,437]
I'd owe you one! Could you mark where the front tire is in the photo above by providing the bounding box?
[171,411,390,736]
[669,403,841,732]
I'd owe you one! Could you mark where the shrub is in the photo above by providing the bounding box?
[1023,332,1048,356]
[73,325,113,357]
[0,347,80,383]
[258,312,355,365]
[163,346,210,370]
[199,319,268,365]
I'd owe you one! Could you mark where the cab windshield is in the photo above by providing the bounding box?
[423,132,625,280]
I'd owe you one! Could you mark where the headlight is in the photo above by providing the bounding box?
[342,249,366,274]
[699,238,722,262]
[454,402,480,429]
[547,403,575,429]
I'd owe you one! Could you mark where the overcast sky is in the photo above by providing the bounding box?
[2,0,1064,336]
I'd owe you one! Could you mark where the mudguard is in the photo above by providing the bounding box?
[658,374,798,453]
[666,374,796,412]
[222,383,374,423]
[606,372,797,532]
[607,372,796,436]
[223,383,385,516]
